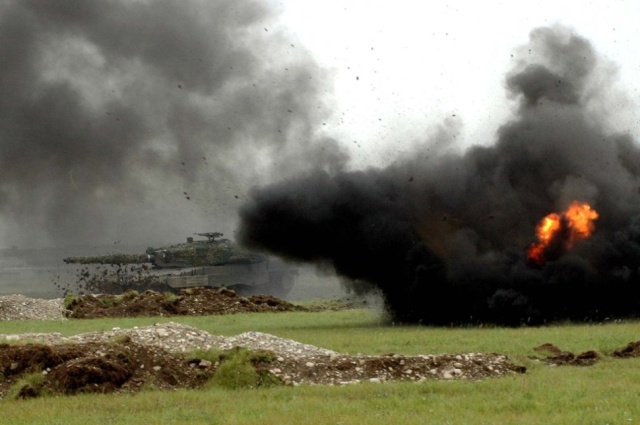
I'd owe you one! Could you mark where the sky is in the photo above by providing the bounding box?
[279,0,640,165]
[0,0,639,249]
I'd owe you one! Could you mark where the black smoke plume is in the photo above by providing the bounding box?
[239,27,640,325]
[0,1,343,248]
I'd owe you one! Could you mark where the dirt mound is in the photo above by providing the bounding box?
[0,289,533,400]
[270,352,526,386]
[531,340,640,367]
[612,341,640,358]
[532,343,600,366]
[533,343,600,366]
[0,339,210,398]
[0,323,526,400]
[66,287,305,319]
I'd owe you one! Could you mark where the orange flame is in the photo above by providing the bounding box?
[527,201,599,265]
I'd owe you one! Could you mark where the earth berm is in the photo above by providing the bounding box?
[0,288,531,399]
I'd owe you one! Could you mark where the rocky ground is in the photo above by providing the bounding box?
[0,294,69,321]
[6,288,638,400]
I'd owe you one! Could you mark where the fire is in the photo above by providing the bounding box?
[527,201,599,265]
[527,213,562,264]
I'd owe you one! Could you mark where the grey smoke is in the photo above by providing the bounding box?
[0,0,343,247]
[239,26,640,324]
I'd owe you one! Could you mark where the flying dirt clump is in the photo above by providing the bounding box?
[238,26,640,325]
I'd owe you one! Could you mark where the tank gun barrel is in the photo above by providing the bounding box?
[63,253,150,265]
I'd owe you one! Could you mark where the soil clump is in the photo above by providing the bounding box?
[530,342,640,366]
[611,341,640,358]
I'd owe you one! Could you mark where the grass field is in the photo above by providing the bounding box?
[3,309,640,424]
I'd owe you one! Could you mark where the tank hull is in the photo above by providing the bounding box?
[163,260,297,297]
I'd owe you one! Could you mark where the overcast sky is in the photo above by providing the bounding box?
[279,0,640,165]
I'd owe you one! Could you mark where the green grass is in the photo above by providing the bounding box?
[206,347,278,390]
[4,371,48,400]
[3,310,637,357]
[3,310,640,424]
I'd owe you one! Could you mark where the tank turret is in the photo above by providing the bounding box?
[147,233,264,268]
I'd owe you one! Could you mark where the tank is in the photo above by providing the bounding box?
[63,232,297,297]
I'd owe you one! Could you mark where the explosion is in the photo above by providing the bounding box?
[239,26,640,325]
[527,201,599,265]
